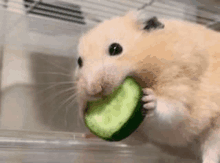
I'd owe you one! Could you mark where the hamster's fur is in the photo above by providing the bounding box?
[75,10,220,163]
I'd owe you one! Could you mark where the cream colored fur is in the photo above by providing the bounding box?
[76,10,220,163]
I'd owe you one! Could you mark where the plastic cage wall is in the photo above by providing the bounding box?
[0,0,219,163]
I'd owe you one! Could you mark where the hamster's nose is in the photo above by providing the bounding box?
[86,83,103,97]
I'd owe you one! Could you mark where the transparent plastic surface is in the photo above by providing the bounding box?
[0,129,200,163]
[0,5,4,94]
[0,3,88,133]
[0,1,203,163]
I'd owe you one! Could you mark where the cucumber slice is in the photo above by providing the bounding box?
[84,77,145,141]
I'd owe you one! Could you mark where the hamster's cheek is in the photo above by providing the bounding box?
[75,59,133,112]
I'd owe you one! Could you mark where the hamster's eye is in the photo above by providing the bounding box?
[77,57,83,68]
[109,43,123,56]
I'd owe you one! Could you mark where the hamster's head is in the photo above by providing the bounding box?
[75,10,165,117]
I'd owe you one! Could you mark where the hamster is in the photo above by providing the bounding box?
[75,10,220,163]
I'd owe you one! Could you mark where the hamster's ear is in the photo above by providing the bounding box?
[143,16,164,31]
[128,10,164,31]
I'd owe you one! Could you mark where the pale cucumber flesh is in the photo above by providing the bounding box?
[85,77,144,141]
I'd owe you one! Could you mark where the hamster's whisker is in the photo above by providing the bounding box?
[37,72,73,77]
[36,81,77,85]
[76,108,84,128]
[37,55,71,73]
[64,96,78,128]
[36,83,77,95]
[48,91,78,125]
[38,86,77,108]
[64,106,70,128]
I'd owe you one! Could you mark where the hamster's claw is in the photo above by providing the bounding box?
[83,132,98,139]
[142,88,157,117]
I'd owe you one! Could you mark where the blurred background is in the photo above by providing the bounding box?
[0,0,219,162]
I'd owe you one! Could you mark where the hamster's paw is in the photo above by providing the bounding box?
[141,88,157,117]
[83,132,98,139]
